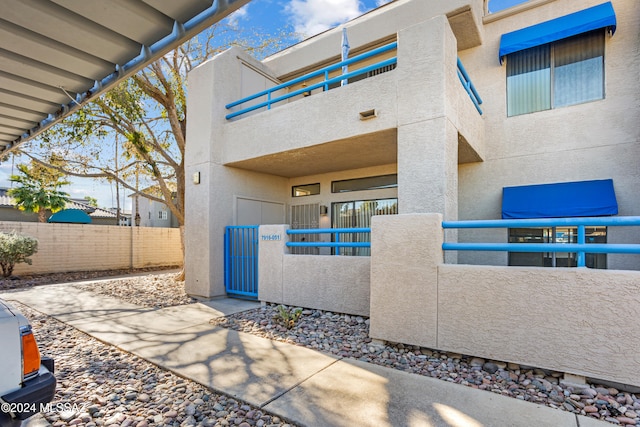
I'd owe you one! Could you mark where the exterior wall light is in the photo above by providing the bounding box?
[320,205,328,215]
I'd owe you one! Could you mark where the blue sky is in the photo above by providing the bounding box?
[0,0,522,210]
[229,0,394,38]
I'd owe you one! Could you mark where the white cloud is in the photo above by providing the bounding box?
[375,0,392,6]
[226,4,250,27]
[285,0,365,37]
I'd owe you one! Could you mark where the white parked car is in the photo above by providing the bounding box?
[0,299,55,427]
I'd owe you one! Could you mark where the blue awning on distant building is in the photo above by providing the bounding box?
[499,2,617,63]
[502,179,618,219]
[47,209,92,224]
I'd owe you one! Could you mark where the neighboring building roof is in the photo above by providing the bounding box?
[0,0,250,157]
[130,184,177,200]
[0,188,117,219]
[66,199,118,219]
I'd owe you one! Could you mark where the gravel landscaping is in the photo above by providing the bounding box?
[0,267,180,291]
[16,302,297,427]
[77,273,197,309]
[212,306,640,426]
[6,271,640,426]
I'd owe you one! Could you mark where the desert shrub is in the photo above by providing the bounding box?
[0,231,38,277]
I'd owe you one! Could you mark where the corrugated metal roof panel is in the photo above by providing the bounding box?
[0,0,251,156]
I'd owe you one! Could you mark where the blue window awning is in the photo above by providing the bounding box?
[499,2,616,63]
[502,179,618,219]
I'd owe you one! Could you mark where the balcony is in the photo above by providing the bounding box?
[210,14,484,178]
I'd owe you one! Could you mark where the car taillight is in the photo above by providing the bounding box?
[20,325,41,380]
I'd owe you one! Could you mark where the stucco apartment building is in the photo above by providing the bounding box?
[186,0,639,297]
[185,0,640,387]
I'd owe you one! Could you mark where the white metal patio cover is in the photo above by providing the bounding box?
[0,0,251,158]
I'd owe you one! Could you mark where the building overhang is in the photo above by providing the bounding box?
[0,0,251,157]
[226,129,398,178]
[447,6,483,51]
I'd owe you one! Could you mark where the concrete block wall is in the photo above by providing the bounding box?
[0,222,182,275]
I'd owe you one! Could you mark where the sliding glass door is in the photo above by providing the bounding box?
[332,198,397,256]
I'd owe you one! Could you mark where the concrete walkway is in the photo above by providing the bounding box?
[2,281,612,427]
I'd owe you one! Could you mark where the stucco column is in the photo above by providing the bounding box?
[395,15,459,263]
[396,15,459,219]
[397,118,458,220]
[185,49,245,298]
[258,224,289,303]
[369,213,444,348]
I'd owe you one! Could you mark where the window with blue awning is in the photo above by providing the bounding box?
[499,2,617,63]
[502,179,618,219]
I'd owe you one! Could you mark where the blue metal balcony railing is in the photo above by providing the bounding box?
[225,42,398,120]
[457,58,483,115]
[226,41,484,120]
[286,228,371,256]
[442,216,640,267]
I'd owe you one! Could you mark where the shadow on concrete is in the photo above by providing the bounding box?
[2,283,590,427]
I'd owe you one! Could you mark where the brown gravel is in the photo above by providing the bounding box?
[212,303,640,426]
[77,272,196,309]
[7,271,638,426]
[15,302,297,427]
[0,266,180,291]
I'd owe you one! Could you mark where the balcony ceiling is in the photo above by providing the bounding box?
[226,129,398,178]
[0,0,250,157]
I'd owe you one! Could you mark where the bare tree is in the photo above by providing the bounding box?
[20,22,295,279]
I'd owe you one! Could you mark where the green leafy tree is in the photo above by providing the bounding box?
[83,196,98,207]
[8,161,71,223]
[0,231,38,277]
[20,21,295,279]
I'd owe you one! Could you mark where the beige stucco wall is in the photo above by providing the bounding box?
[264,0,483,77]
[369,214,444,348]
[0,222,181,275]
[223,69,399,165]
[457,0,640,270]
[282,255,370,316]
[437,264,640,387]
[258,224,371,316]
[185,49,290,298]
[369,214,640,388]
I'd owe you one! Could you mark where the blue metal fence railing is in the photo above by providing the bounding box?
[225,42,398,120]
[442,216,640,267]
[457,58,483,115]
[226,42,484,120]
[286,228,371,256]
[224,225,259,299]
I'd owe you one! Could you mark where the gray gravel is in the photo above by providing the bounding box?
[17,302,297,427]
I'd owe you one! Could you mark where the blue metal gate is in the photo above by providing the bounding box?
[224,225,259,299]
